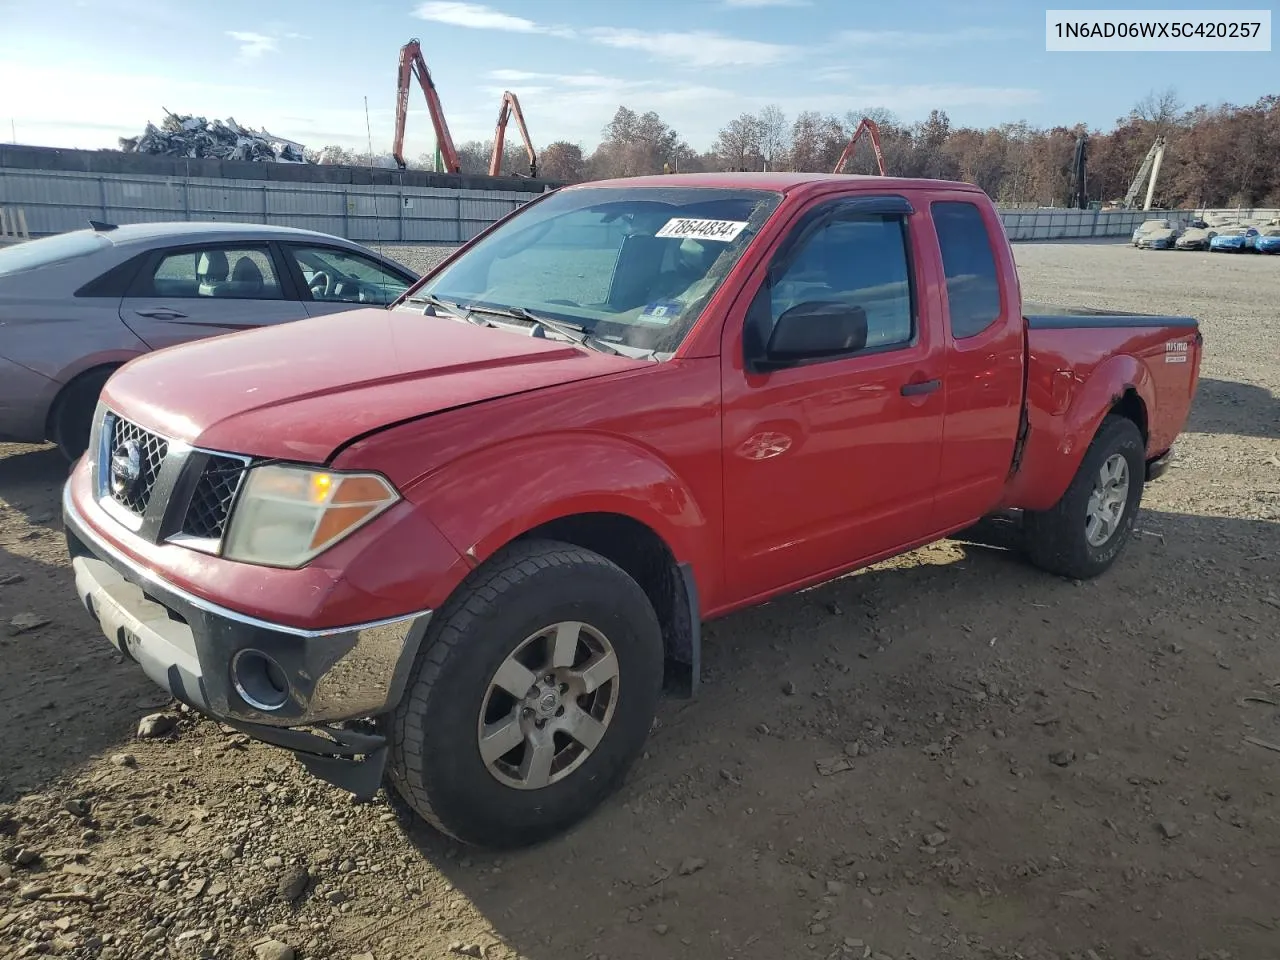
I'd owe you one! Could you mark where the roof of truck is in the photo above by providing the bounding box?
[569,171,987,194]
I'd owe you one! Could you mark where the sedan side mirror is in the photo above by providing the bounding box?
[755,301,868,370]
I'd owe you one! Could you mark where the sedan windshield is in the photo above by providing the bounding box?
[401,185,783,357]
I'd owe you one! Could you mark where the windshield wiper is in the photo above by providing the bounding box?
[405,293,486,326]
[465,304,623,355]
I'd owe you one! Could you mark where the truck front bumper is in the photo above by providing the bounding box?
[63,485,433,799]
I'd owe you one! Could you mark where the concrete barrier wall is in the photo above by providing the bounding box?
[2,160,1274,246]
[0,168,548,244]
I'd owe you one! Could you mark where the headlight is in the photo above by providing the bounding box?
[222,464,399,568]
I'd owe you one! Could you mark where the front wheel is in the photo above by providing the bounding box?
[1023,415,1145,580]
[387,539,665,848]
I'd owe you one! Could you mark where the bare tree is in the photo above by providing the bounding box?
[757,105,788,170]
[845,107,899,131]
[539,141,586,182]
[1132,87,1184,134]
[714,113,764,171]
[590,105,686,177]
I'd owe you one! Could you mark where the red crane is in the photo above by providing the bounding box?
[832,117,886,176]
[489,91,537,178]
[392,38,461,173]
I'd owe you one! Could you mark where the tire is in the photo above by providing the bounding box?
[1023,415,1145,580]
[50,367,116,462]
[387,538,665,848]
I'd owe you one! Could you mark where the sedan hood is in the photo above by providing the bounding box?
[101,307,639,462]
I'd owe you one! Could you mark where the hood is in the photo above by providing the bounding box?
[101,307,640,462]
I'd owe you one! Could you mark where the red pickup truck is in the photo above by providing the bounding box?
[63,173,1202,848]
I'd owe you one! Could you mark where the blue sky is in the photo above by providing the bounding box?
[1,0,1274,160]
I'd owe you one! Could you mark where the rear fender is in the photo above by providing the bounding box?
[396,432,718,606]
[1004,353,1153,512]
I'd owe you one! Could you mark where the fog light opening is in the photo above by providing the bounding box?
[231,649,291,712]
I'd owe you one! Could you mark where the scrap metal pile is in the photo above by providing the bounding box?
[118,111,308,163]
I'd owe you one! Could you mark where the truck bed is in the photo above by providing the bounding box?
[1023,300,1199,329]
[1002,300,1202,515]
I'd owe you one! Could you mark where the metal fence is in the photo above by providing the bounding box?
[2,166,1275,246]
[0,168,546,245]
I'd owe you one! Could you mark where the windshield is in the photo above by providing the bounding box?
[402,185,783,357]
[0,230,110,277]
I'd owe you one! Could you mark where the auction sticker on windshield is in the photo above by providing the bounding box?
[655,218,749,242]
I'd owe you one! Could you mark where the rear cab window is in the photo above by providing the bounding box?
[931,200,1002,339]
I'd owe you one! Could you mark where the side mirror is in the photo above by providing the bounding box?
[757,301,868,369]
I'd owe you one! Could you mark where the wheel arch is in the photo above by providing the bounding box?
[1003,353,1154,512]
[44,361,126,441]
[513,511,702,697]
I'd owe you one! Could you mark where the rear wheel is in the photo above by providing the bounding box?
[387,539,665,848]
[50,367,116,462]
[1023,415,1145,580]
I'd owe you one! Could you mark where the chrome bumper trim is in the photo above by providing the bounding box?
[64,479,428,638]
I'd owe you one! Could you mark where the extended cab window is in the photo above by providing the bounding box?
[142,246,284,300]
[932,201,1001,339]
[756,214,914,354]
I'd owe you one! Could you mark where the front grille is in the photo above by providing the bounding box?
[107,416,168,515]
[182,456,247,540]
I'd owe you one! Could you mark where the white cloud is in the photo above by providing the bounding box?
[585,28,797,67]
[413,2,576,38]
[722,0,811,6]
[226,31,278,58]
[837,27,1022,47]
[783,83,1041,116]
[410,5,799,68]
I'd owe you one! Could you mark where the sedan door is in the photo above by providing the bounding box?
[118,241,307,350]
[278,244,415,318]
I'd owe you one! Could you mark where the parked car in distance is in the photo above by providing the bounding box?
[1175,226,1216,250]
[1253,226,1280,254]
[1131,218,1182,249]
[64,171,1203,849]
[1209,225,1260,252]
[0,221,419,459]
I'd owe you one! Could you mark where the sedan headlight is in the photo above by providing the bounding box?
[222,464,399,568]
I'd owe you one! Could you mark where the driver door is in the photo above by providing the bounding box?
[719,196,947,602]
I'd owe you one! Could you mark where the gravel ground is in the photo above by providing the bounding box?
[1,241,1278,960]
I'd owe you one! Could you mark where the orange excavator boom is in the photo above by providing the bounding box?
[489,91,537,178]
[392,38,461,173]
[832,117,886,175]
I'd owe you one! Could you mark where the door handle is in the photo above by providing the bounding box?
[135,309,187,320]
[900,378,941,396]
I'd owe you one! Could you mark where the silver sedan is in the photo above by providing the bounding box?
[0,221,419,459]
